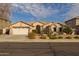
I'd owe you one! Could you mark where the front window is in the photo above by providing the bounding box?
[54,27,56,32]
[59,27,62,32]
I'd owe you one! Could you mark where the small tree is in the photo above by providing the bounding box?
[63,25,73,34]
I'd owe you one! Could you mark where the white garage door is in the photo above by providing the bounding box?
[11,28,29,35]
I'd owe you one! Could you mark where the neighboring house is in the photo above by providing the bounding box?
[3,21,33,35]
[0,18,11,34]
[65,16,79,34]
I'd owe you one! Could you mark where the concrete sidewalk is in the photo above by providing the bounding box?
[0,35,79,42]
[0,39,79,42]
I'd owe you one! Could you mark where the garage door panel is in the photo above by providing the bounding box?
[12,28,28,35]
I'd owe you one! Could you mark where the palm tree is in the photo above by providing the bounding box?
[63,25,73,34]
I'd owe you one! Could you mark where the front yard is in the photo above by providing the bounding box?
[0,35,78,42]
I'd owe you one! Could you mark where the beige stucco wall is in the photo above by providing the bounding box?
[76,18,79,26]
[55,23,62,32]
[43,23,63,32]
[30,22,44,31]
[3,29,6,34]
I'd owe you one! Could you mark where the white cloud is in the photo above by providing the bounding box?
[65,4,79,20]
[12,3,59,19]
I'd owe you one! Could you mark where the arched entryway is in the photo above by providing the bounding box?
[5,29,10,35]
[36,25,41,34]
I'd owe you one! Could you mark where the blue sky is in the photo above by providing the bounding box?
[10,3,79,23]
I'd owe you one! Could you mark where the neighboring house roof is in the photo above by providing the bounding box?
[74,16,79,19]
[0,18,11,23]
[65,16,79,23]
[26,22,34,26]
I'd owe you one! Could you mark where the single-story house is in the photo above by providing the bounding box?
[3,21,64,35]
[0,18,11,34]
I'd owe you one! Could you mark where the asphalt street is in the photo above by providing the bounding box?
[0,42,79,56]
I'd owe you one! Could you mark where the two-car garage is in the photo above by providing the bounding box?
[3,21,31,36]
[10,27,29,35]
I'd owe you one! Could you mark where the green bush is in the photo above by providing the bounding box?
[58,36,63,39]
[74,36,79,39]
[28,32,36,39]
[65,36,72,39]
[49,35,57,39]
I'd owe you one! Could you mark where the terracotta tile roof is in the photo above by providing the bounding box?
[5,21,64,29]
[8,21,34,28]
[28,22,45,26]
[43,22,57,27]
[19,21,34,27]
[26,22,34,26]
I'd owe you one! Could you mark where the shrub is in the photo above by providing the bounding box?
[28,32,36,39]
[74,36,79,39]
[40,35,47,39]
[58,36,63,39]
[65,36,72,39]
[32,30,36,33]
[49,35,57,39]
